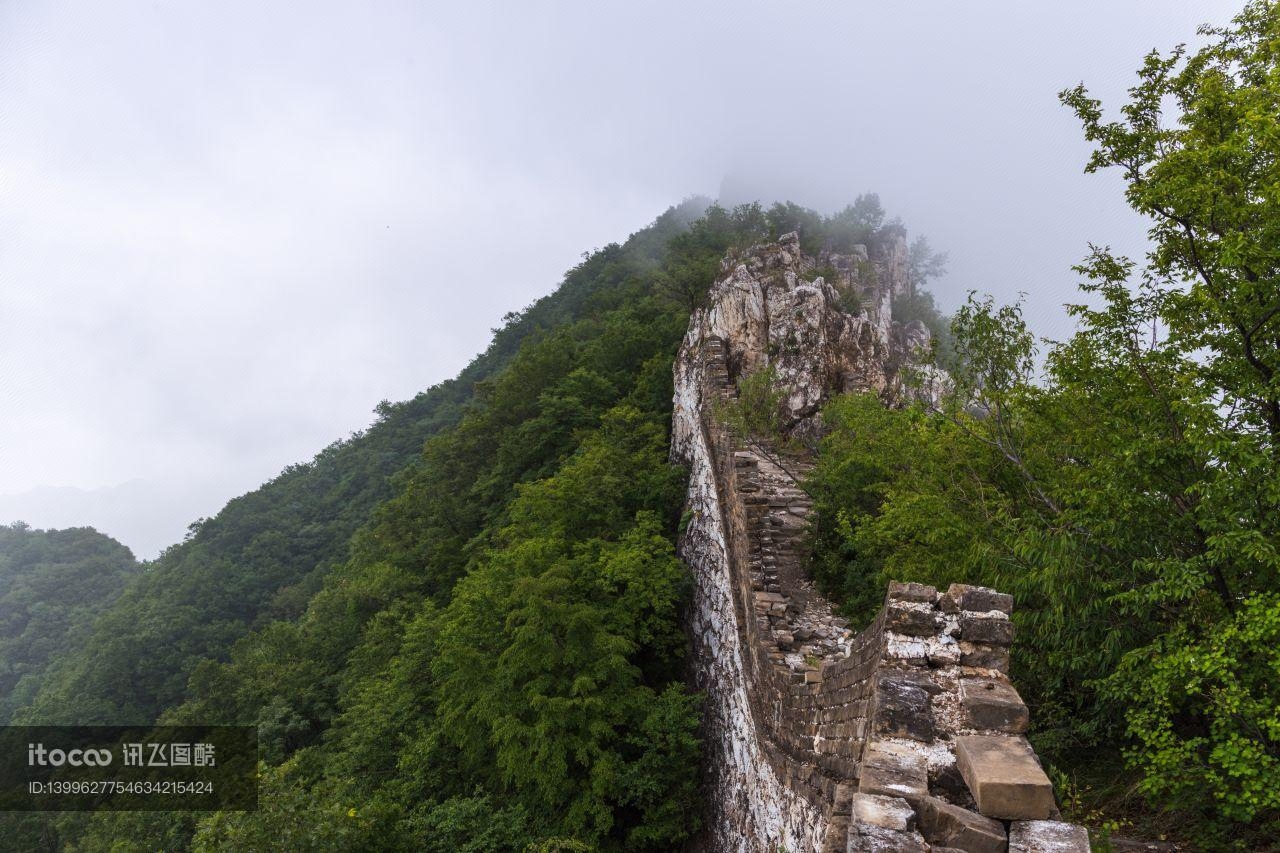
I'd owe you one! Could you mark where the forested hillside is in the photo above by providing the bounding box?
[0,524,137,723]
[7,201,705,731]
[12,197,929,851]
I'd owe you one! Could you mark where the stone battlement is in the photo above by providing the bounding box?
[672,236,1090,852]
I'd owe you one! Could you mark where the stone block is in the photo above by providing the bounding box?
[850,793,916,832]
[829,756,858,779]
[885,635,930,666]
[901,670,942,695]
[870,673,933,741]
[754,592,785,615]
[927,639,962,667]
[917,796,1007,853]
[956,735,1056,820]
[942,583,1015,614]
[1009,820,1091,852]
[846,825,928,853]
[858,741,928,803]
[959,641,1011,671]
[887,602,943,637]
[960,613,1015,645]
[833,782,856,815]
[887,581,938,603]
[961,678,1030,733]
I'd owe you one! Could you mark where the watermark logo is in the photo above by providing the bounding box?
[27,744,113,767]
[1,726,256,811]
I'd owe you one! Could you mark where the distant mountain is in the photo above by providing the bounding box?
[0,479,235,561]
[0,523,138,723]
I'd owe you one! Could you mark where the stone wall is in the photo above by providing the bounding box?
[672,235,1091,852]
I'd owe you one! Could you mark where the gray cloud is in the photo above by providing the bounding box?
[0,1,1236,557]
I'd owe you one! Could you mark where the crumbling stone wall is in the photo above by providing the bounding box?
[673,235,1091,852]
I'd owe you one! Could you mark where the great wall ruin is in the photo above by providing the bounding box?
[672,232,1092,852]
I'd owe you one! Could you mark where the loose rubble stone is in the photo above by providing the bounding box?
[886,635,931,666]
[847,825,929,853]
[928,759,973,806]
[926,636,962,667]
[859,742,929,803]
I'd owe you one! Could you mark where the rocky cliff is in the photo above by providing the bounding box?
[672,233,1090,852]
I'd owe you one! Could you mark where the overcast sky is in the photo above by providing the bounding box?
[0,1,1238,558]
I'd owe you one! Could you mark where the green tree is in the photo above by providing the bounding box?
[0,524,137,723]
[433,406,699,849]
[906,235,949,293]
[808,6,1280,841]
[1060,0,1280,443]
[1057,2,1280,834]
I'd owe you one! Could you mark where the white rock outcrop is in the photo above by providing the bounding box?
[672,231,926,851]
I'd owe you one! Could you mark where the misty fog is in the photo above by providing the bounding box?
[0,1,1234,556]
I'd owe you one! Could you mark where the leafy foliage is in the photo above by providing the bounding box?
[764,194,904,257]
[14,381,488,726]
[0,524,137,723]
[715,367,791,444]
[809,4,1280,843]
[432,409,698,846]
